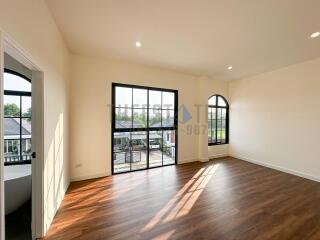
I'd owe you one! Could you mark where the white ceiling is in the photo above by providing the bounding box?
[46,0,320,80]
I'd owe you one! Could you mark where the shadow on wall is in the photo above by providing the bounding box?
[44,112,67,225]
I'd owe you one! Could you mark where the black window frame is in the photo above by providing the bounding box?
[4,69,32,165]
[111,83,178,175]
[208,94,229,146]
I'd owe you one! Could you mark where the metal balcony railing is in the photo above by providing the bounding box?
[4,154,32,166]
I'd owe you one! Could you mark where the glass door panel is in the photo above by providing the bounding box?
[113,132,131,173]
[131,131,147,170]
[149,130,162,168]
[112,84,177,174]
[163,130,175,166]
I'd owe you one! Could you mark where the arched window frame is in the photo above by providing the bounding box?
[208,94,229,146]
[4,69,32,165]
[4,69,32,84]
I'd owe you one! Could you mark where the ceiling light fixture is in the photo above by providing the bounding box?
[227,66,233,70]
[310,32,320,39]
[135,41,142,48]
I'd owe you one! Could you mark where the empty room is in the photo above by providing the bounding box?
[1,0,320,239]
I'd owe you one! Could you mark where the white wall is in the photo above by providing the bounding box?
[4,53,32,79]
[70,55,197,180]
[197,77,229,161]
[0,0,70,235]
[229,57,320,181]
[69,55,229,181]
[1,0,319,237]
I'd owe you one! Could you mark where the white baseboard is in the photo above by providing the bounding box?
[199,157,209,162]
[71,172,110,182]
[231,154,320,183]
[72,155,320,183]
[209,153,228,159]
[178,158,199,164]
[179,154,228,164]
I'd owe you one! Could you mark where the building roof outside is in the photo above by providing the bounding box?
[4,118,31,136]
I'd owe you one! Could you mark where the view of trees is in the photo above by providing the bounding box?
[133,113,147,126]
[115,113,131,121]
[4,103,20,116]
[116,111,162,127]
[4,103,31,118]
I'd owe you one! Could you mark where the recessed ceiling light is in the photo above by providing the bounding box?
[227,66,233,70]
[310,32,320,38]
[135,41,142,48]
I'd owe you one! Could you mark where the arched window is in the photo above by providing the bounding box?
[3,69,32,165]
[208,95,229,145]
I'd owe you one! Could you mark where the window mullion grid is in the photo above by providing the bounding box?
[114,126,176,133]
[219,108,223,144]
[161,91,163,167]
[215,106,218,144]
[129,132,132,172]
[130,88,133,171]
[20,95,23,161]
[226,106,229,144]
[147,90,150,169]
[220,109,222,143]
[111,85,115,174]
[210,107,213,144]
[161,130,164,167]
[223,109,226,143]
[112,84,177,174]
[217,108,220,144]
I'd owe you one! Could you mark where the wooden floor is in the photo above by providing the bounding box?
[43,157,320,240]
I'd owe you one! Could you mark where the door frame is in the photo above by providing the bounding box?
[0,31,45,239]
[111,82,178,175]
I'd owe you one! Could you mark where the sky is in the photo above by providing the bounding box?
[115,86,174,109]
[4,72,32,111]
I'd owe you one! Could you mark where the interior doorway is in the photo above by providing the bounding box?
[0,32,45,240]
[3,66,32,239]
[112,83,178,174]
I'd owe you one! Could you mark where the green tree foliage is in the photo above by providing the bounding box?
[22,107,32,117]
[117,111,162,127]
[149,114,161,126]
[4,104,31,121]
[116,114,131,121]
[4,103,20,116]
[133,113,147,127]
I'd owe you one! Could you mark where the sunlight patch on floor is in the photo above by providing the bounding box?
[141,164,219,233]
[152,229,176,240]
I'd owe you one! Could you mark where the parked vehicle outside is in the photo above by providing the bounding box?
[149,140,160,150]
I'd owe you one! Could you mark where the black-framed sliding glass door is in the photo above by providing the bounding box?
[112,83,178,174]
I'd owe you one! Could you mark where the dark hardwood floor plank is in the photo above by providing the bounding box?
[43,157,320,240]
